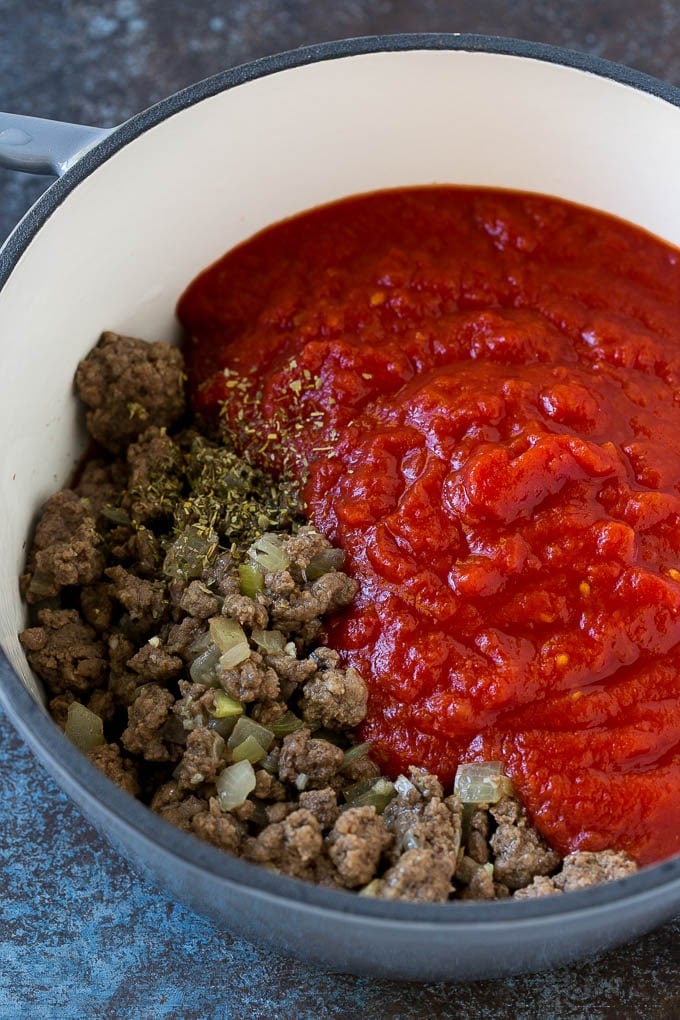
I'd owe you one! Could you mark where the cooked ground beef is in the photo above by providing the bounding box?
[301,661,368,731]
[191,799,245,854]
[327,806,393,887]
[21,491,104,604]
[74,332,185,454]
[87,742,140,797]
[490,797,561,890]
[18,332,639,903]
[375,849,455,903]
[121,683,177,762]
[278,728,345,790]
[20,609,107,695]
[245,808,324,880]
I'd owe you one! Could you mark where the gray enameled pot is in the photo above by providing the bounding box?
[1,35,679,981]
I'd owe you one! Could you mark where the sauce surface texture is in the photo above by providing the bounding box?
[179,188,680,866]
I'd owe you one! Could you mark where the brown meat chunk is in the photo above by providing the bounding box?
[123,426,185,524]
[22,491,104,603]
[490,799,560,890]
[75,332,185,454]
[127,642,184,682]
[489,795,521,826]
[109,524,163,578]
[175,728,226,789]
[74,458,128,517]
[87,742,140,797]
[179,581,220,620]
[245,808,324,879]
[327,806,393,887]
[278,728,344,790]
[459,862,496,901]
[201,551,240,597]
[221,592,268,629]
[281,527,333,572]
[301,661,367,730]
[341,755,381,784]
[80,583,116,633]
[264,570,297,597]
[249,701,287,728]
[87,689,116,724]
[106,566,167,625]
[19,609,107,695]
[310,572,358,610]
[121,683,175,761]
[269,572,357,630]
[553,850,637,892]
[164,617,205,661]
[49,692,74,729]
[107,672,139,708]
[192,798,244,854]
[265,801,295,824]
[150,782,206,831]
[467,807,491,865]
[264,651,317,691]
[513,875,562,900]
[298,787,339,830]
[107,631,136,675]
[253,769,288,802]
[310,855,345,890]
[382,769,462,866]
[375,848,453,903]
[173,680,217,732]
[218,652,279,703]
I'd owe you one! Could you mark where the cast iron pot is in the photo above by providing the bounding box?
[1,35,679,982]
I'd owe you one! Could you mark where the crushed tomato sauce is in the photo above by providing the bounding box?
[179,187,680,867]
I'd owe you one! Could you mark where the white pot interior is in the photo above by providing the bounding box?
[2,47,680,700]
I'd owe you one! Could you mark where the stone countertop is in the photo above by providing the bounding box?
[1,2,679,1016]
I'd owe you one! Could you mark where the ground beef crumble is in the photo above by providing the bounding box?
[18,332,639,903]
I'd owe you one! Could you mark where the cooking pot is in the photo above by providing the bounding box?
[1,34,679,982]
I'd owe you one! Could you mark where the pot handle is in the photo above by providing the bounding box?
[0,112,113,176]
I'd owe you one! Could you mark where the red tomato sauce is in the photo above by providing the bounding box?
[179,188,680,866]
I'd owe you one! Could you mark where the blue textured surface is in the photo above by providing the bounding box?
[1,697,678,1018]
[2,2,680,1015]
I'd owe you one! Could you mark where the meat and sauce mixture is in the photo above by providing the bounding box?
[22,185,680,899]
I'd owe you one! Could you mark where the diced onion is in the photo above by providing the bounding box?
[239,563,264,598]
[394,774,416,798]
[259,751,279,774]
[247,533,290,573]
[216,759,257,811]
[227,716,275,752]
[251,627,286,655]
[270,710,305,737]
[453,762,514,804]
[341,742,372,768]
[342,779,395,811]
[100,505,131,526]
[65,702,105,753]
[207,716,239,739]
[219,645,251,670]
[231,735,267,764]
[358,879,381,897]
[163,524,218,582]
[209,617,246,653]
[342,777,377,802]
[210,617,250,668]
[189,644,221,685]
[188,629,214,658]
[305,547,345,580]
[210,691,244,719]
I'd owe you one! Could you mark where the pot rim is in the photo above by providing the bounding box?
[2,32,680,927]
